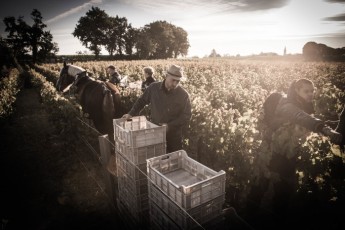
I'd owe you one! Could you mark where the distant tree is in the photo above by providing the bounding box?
[73,7,109,58]
[104,15,129,56]
[135,28,153,59]
[302,41,342,61]
[0,37,15,68]
[209,49,220,58]
[135,21,189,59]
[172,26,189,58]
[3,9,58,63]
[37,31,59,61]
[303,42,320,60]
[3,16,30,59]
[124,25,138,56]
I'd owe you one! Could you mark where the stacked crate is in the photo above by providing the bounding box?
[147,150,226,229]
[114,116,166,225]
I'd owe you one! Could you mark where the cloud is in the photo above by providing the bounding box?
[324,0,345,3]
[45,0,102,24]
[224,0,290,12]
[121,0,289,13]
[323,13,345,21]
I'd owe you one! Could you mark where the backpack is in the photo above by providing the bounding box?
[258,92,283,140]
[262,92,283,124]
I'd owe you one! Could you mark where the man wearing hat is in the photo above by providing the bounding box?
[123,64,192,153]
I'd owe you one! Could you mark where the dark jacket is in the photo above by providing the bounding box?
[141,76,155,92]
[109,72,121,85]
[273,82,324,133]
[129,81,191,131]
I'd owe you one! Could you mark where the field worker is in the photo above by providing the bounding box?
[123,64,192,153]
[248,78,343,225]
[141,66,156,92]
[106,65,121,85]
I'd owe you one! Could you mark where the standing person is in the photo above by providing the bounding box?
[122,64,192,153]
[141,66,156,92]
[248,78,343,227]
[106,65,121,85]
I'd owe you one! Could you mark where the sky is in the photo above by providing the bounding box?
[0,0,345,57]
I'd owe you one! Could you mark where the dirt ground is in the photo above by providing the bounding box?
[0,85,125,230]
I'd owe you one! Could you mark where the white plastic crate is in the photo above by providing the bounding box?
[116,152,147,181]
[114,116,166,148]
[115,141,166,165]
[149,201,182,230]
[118,180,149,215]
[117,167,148,196]
[116,198,149,226]
[149,184,224,229]
[147,150,226,209]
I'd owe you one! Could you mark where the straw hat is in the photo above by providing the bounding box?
[166,64,186,81]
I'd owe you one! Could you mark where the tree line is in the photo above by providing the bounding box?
[303,41,345,61]
[0,7,190,66]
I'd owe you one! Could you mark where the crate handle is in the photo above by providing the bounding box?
[145,129,154,134]
[161,156,170,160]
[202,182,212,188]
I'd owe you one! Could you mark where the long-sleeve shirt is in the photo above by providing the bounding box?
[129,81,192,130]
[275,98,324,132]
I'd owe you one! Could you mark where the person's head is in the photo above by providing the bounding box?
[294,78,315,103]
[164,64,185,91]
[143,66,154,78]
[106,65,116,75]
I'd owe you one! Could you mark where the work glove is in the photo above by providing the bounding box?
[321,126,343,145]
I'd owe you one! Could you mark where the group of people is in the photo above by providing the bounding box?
[106,63,345,225]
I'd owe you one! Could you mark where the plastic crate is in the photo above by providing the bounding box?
[118,180,149,216]
[149,201,182,230]
[114,116,166,148]
[147,150,226,209]
[117,167,148,196]
[116,152,148,181]
[149,184,224,229]
[116,198,150,226]
[116,141,166,165]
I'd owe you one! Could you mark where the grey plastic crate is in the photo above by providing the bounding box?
[117,198,149,226]
[114,116,166,148]
[147,150,226,209]
[115,141,166,165]
[116,152,147,181]
[117,166,148,196]
[149,184,224,229]
[149,201,182,230]
[118,180,149,216]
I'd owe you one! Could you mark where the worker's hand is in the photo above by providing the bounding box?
[322,126,343,145]
[122,114,132,120]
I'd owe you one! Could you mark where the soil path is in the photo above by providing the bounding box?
[0,85,123,230]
